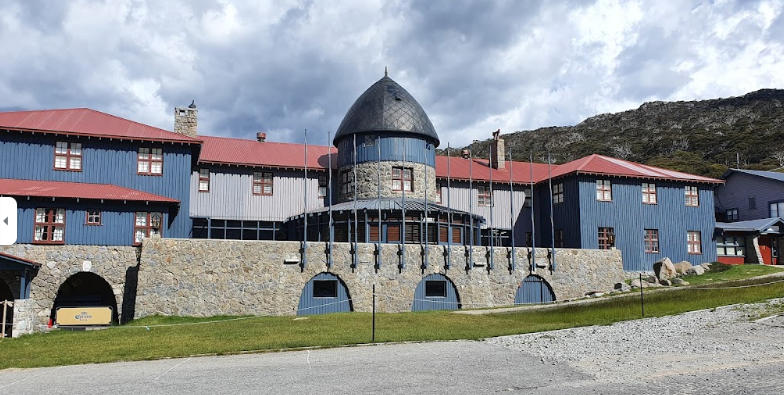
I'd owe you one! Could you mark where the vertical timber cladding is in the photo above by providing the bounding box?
[135,238,625,318]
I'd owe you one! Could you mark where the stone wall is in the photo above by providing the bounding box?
[135,238,624,317]
[10,299,36,337]
[340,161,438,202]
[0,244,140,332]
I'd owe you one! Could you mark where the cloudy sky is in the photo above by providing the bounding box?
[2,0,783,147]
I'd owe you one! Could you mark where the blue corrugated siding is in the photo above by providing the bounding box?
[715,172,784,221]
[536,178,582,248]
[514,275,555,304]
[297,272,352,316]
[412,273,460,311]
[336,135,435,168]
[14,199,172,245]
[575,176,717,271]
[0,131,193,239]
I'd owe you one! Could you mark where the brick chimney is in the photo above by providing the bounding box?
[174,101,198,137]
[491,129,505,169]
[257,132,266,142]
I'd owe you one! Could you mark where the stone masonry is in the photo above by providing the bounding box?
[134,238,623,317]
[1,239,623,335]
[341,161,438,202]
[0,244,140,336]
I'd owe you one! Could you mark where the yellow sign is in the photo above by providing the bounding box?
[56,307,113,326]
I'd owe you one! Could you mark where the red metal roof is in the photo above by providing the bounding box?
[0,108,201,144]
[0,251,41,267]
[435,155,551,184]
[0,179,179,203]
[547,154,723,184]
[198,135,337,170]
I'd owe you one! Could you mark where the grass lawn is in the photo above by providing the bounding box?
[679,263,784,285]
[2,266,784,370]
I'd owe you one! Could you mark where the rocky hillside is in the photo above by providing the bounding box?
[455,89,784,179]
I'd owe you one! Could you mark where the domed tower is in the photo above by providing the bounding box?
[333,73,439,203]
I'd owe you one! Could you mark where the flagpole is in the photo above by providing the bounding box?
[328,131,333,269]
[446,143,452,270]
[509,145,515,271]
[424,142,429,270]
[353,133,358,269]
[302,129,308,271]
[530,148,536,273]
[401,138,407,270]
[489,142,494,270]
[468,148,474,270]
[548,149,556,272]
[376,134,382,270]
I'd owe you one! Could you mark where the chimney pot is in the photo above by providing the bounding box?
[257,132,266,142]
[461,149,470,159]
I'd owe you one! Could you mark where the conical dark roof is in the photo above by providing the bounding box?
[334,76,439,147]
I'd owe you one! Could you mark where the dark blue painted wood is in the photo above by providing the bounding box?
[0,130,193,238]
[412,273,460,311]
[574,176,717,271]
[515,275,555,304]
[715,171,784,221]
[336,135,435,168]
[13,199,174,245]
[297,272,352,316]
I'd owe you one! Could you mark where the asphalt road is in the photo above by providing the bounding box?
[2,338,784,395]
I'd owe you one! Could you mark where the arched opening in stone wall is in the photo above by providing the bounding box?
[297,272,353,316]
[51,272,118,324]
[412,273,460,311]
[514,275,555,304]
[1,279,13,337]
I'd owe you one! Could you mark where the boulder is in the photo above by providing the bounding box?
[672,278,690,286]
[614,282,631,292]
[630,279,642,288]
[659,279,671,286]
[700,262,712,271]
[647,275,658,284]
[686,265,705,276]
[674,261,693,275]
[653,257,677,281]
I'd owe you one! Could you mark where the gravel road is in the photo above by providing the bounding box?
[3,298,784,394]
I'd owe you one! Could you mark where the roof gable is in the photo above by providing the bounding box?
[0,108,200,144]
[723,169,784,183]
[549,154,723,184]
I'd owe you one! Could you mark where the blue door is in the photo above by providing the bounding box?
[297,272,352,315]
[412,273,460,311]
[515,275,555,304]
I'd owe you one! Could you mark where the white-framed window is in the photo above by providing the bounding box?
[771,202,784,218]
[253,171,273,195]
[596,179,612,201]
[685,186,699,207]
[725,208,738,222]
[34,208,65,244]
[478,185,492,206]
[138,147,163,175]
[54,142,82,171]
[716,236,746,256]
[642,183,657,204]
[198,168,210,192]
[392,167,413,192]
[86,209,101,225]
[318,175,328,198]
[552,183,564,204]
[134,211,162,245]
[687,231,702,254]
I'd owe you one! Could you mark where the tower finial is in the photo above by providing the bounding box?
[384,66,388,77]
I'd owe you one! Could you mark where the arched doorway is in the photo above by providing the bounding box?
[51,272,118,324]
[1,280,13,337]
[515,275,556,304]
[297,273,352,316]
[412,273,460,311]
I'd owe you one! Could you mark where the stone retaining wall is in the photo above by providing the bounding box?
[0,244,140,334]
[135,239,624,317]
